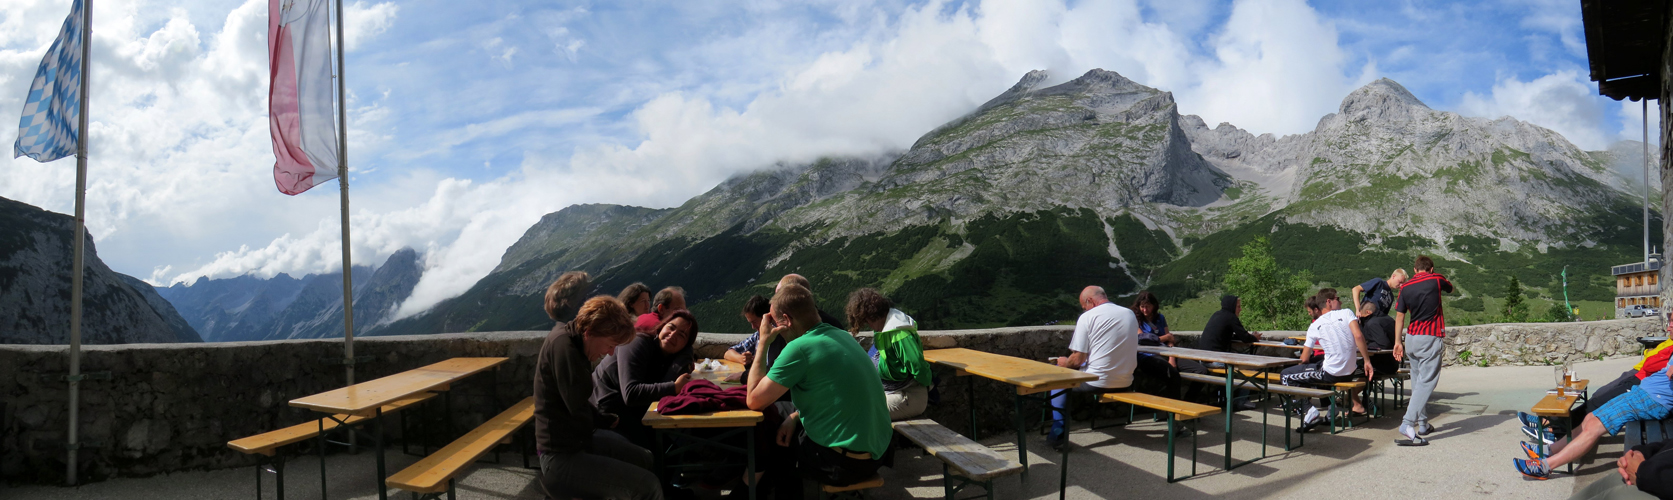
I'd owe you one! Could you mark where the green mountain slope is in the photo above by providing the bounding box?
[376,70,1661,335]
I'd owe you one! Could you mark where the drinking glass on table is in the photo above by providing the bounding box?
[1554,367,1566,398]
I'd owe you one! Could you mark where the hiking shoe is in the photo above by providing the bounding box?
[1517,411,1542,430]
[1522,426,1557,445]
[1520,441,1548,460]
[1515,458,1550,480]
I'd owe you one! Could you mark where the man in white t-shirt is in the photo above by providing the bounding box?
[1280,288,1373,431]
[1046,286,1138,450]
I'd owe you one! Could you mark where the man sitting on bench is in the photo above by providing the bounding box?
[1518,365,1673,480]
[746,284,891,499]
[1281,289,1373,432]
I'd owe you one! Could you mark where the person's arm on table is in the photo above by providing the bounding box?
[1056,351,1089,369]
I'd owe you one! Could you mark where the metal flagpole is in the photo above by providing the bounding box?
[1646,99,1652,267]
[66,0,92,486]
[334,0,355,388]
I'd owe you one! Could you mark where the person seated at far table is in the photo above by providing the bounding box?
[845,288,933,421]
[634,286,686,334]
[1356,300,1400,376]
[1567,437,1673,500]
[777,273,847,330]
[1182,295,1261,367]
[1520,314,1673,445]
[619,282,653,317]
[1131,291,1182,399]
[592,310,697,448]
[1047,286,1139,451]
[1518,365,1673,480]
[534,285,664,500]
[724,295,773,366]
[746,285,891,499]
[1281,289,1373,432]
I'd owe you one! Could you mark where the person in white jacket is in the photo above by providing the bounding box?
[846,288,934,420]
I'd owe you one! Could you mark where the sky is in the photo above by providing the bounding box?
[0,0,1657,320]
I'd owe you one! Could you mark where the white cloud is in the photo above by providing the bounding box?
[1182,0,1371,136]
[1619,98,1663,148]
[1457,70,1612,150]
[344,1,399,52]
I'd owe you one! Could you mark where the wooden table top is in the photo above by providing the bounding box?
[642,402,763,429]
[1137,346,1300,369]
[691,358,747,386]
[290,357,509,416]
[923,348,1099,392]
[1531,393,1583,417]
[1252,341,1304,350]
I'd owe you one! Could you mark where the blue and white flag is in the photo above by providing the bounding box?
[14,0,86,163]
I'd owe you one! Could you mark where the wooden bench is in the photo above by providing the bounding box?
[892,419,1022,500]
[1094,392,1221,482]
[1178,372,1334,449]
[227,392,437,500]
[387,397,536,500]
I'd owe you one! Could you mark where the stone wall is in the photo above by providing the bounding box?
[1442,318,1661,367]
[0,319,1660,484]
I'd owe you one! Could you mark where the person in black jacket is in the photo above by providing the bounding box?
[1197,295,1261,353]
[534,292,663,500]
[1569,438,1673,499]
[592,309,698,448]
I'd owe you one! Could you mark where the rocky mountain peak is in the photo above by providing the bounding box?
[1337,77,1430,118]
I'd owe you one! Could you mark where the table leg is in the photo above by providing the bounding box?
[1223,369,1234,470]
[1058,394,1069,500]
[968,376,978,441]
[746,428,757,500]
[318,418,328,500]
[1015,394,1028,479]
[375,409,388,500]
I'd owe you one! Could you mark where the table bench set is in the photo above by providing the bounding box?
[228,357,530,500]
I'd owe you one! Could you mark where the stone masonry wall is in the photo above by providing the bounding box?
[0,319,1660,484]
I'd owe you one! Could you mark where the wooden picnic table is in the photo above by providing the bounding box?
[923,348,1097,499]
[289,357,508,500]
[1530,379,1590,474]
[644,401,764,500]
[1139,346,1298,470]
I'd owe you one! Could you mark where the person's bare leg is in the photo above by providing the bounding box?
[1543,416,1605,468]
[1349,388,1365,413]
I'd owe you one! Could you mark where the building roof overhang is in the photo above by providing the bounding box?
[1583,0,1669,101]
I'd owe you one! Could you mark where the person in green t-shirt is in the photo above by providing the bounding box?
[747,284,891,495]
[845,287,933,420]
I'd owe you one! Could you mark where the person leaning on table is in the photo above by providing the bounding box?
[746,284,891,500]
[533,279,663,500]
[1568,438,1673,500]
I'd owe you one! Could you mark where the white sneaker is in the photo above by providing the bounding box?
[1304,406,1321,425]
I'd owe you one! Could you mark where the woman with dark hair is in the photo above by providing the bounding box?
[592,309,698,448]
[618,282,653,317]
[534,296,663,500]
[1131,291,1183,400]
[846,288,933,420]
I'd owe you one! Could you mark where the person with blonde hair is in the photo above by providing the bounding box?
[1352,268,1408,318]
[534,295,662,500]
[846,288,932,420]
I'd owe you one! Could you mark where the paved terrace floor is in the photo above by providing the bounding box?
[0,357,1640,499]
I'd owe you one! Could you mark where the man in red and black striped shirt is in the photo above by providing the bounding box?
[1394,255,1454,446]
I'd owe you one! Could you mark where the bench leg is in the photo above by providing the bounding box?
[1014,395,1028,480]
[318,418,328,500]
[274,457,285,500]
[943,463,953,500]
[256,456,263,500]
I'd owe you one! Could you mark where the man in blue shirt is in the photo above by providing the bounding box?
[1352,269,1407,317]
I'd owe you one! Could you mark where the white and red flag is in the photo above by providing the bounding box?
[268,0,339,195]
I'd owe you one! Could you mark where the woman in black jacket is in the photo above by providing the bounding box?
[534,292,664,500]
[593,309,698,447]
